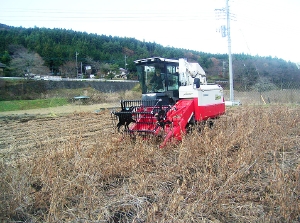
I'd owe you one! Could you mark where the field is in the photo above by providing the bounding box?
[0,104,299,222]
[224,89,300,105]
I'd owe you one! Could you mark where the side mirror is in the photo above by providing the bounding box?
[194,78,200,88]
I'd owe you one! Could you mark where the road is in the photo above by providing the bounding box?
[0,102,119,117]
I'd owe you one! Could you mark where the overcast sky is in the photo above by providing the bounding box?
[1,0,299,63]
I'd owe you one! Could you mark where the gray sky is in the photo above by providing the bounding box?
[1,0,299,63]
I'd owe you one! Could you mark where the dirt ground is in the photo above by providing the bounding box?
[0,103,121,163]
[1,104,299,222]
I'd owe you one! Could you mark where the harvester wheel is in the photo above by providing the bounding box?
[111,111,119,132]
[197,119,214,132]
[185,115,196,134]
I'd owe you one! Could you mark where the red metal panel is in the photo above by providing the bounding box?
[160,99,195,147]
[193,98,225,121]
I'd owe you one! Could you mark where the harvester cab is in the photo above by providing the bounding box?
[136,57,180,105]
[112,57,225,147]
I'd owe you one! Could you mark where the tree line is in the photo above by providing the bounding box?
[0,23,299,88]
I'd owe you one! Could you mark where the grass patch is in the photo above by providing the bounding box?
[0,98,69,112]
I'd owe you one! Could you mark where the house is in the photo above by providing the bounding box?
[115,68,127,79]
[0,62,6,75]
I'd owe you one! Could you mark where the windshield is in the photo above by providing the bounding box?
[137,64,179,94]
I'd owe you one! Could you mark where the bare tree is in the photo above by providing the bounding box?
[9,45,49,77]
[59,61,77,78]
[85,56,101,76]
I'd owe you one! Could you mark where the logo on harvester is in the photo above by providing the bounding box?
[215,95,221,100]
[184,92,193,95]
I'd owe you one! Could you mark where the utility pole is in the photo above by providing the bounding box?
[222,61,226,77]
[215,0,235,104]
[76,52,79,78]
[125,55,127,71]
[226,0,234,102]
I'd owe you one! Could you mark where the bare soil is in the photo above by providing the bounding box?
[0,103,120,163]
[0,102,118,117]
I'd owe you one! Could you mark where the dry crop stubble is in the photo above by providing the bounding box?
[0,105,299,222]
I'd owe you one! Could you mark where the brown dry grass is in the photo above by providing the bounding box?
[0,105,299,222]
[224,89,300,105]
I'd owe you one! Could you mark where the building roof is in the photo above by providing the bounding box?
[0,62,6,68]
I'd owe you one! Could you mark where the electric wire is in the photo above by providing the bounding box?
[1,0,298,62]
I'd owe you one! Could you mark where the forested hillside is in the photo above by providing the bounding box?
[0,23,299,88]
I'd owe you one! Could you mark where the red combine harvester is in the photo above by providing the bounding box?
[112,57,225,147]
